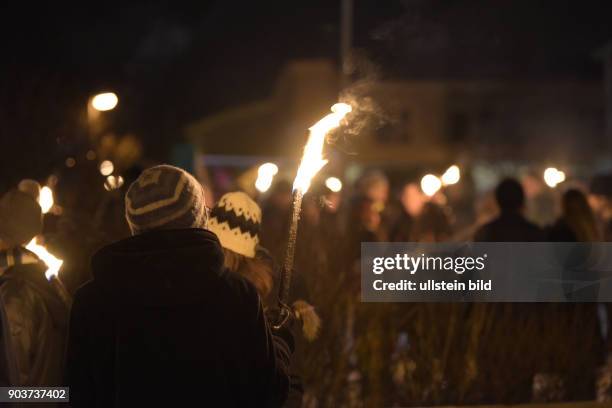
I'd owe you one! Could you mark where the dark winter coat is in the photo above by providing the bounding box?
[65,228,292,407]
[0,261,69,387]
[474,211,545,242]
[547,218,578,242]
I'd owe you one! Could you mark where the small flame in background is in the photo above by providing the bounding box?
[292,103,352,193]
[39,186,54,214]
[26,238,63,280]
[441,165,461,186]
[421,174,442,197]
[325,176,343,193]
[255,162,279,193]
[543,167,566,188]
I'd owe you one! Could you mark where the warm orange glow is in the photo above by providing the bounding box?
[292,103,352,193]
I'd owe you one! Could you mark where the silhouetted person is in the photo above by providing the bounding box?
[548,189,600,242]
[66,165,293,407]
[413,202,453,242]
[475,178,544,242]
[390,183,422,242]
[357,170,391,239]
[589,174,612,241]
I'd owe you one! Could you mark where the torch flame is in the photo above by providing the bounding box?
[292,103,352,193]
[26,238,63,280]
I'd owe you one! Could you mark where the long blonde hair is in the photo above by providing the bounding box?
[562,189,600,242]
[222,248,274,301]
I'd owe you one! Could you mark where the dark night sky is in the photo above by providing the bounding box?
[1,0,612,188]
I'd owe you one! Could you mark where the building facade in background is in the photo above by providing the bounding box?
[185,59,604,174]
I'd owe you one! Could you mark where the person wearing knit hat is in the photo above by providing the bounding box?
[125,164,208,234]
[210,191,320,342]
[17,179,42,202]
[0,187,70,387]
[209,191,262,258]
[209,191,319,407]
[208,191,272,303]
[0,189,43,248]
[67,165,294,407]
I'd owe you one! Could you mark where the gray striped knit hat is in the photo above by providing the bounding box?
[125,165,207,235]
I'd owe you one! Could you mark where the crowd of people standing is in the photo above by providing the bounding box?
[1,162,612,406]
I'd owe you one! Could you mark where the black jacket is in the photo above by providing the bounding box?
[66,228,292,407]
[474,211,545,242]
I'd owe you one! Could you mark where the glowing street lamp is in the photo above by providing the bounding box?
[91,92,118,112]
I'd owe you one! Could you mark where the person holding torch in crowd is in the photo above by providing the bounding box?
[0,187,70,387]
[208,191,321,407]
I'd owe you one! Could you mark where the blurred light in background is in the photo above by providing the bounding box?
[86,150,97,160]
[255,162,278,193]
[325,176,343,192]
[104,175,124,191]
[99,160,114,176]
[441,165,461,185]
[543,167,566,188]
[421,174,442,197]
[91,92,118,111]
[26,238,63,280]
[65,157,76,168]
[39,186,54,214]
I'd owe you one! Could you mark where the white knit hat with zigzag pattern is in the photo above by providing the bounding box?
[208,192,261,258]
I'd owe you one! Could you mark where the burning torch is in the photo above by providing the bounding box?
[25,185,72,307]
[274,103,352,329]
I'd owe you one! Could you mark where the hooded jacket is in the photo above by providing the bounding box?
[65,228,292,407]
[0,260,69,387]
